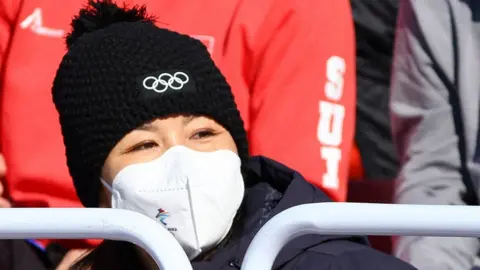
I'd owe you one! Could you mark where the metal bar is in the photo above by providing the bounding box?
[0,208,192,270]
[242,203,480,270]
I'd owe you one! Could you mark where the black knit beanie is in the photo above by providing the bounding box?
[52,0,249,207]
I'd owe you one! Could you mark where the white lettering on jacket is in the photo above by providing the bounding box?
[317,56,346,189]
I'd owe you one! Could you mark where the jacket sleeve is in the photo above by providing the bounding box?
[390,1,479,269]
[248,0,356,202]
[288,241,416,270]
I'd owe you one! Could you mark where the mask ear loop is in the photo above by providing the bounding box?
[100,178,117,208]
[100,178,114,193]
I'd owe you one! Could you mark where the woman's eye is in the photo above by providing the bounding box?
[191,129,216,140]
[130,141,158,152]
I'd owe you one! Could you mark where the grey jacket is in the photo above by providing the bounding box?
[390,0,480,269]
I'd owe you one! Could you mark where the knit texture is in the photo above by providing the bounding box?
[52,15,248,207]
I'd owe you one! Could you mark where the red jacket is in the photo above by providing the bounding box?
[0,0,356,248]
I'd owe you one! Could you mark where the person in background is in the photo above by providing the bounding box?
[51,2,415,269]
[391,0,480,269]
[349,0,399,181]
[0,0,356,268]
[347,0,400,255]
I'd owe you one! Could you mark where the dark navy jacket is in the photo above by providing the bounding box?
[192,157,417,270]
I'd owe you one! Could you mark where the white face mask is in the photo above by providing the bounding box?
[101,145,245,259]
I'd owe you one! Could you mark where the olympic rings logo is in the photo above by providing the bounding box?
[142,72,190,93]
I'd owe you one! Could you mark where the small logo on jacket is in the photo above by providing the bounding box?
[19,8,65,38]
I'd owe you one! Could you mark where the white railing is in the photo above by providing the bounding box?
[242,203,480,270]
[1,203,480,270]
[0,208,192,270]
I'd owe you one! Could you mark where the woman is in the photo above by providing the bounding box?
[51,1,416,269]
